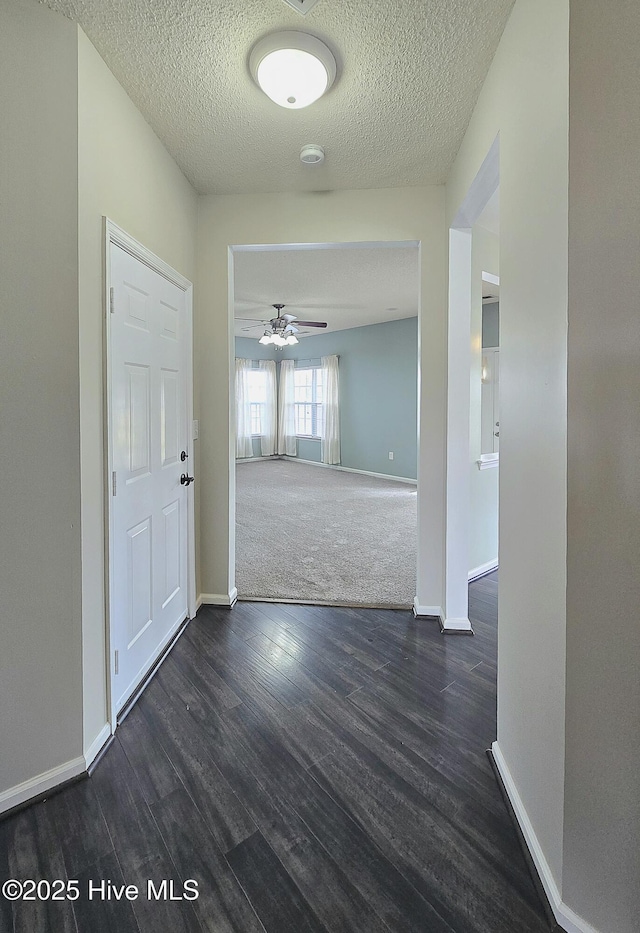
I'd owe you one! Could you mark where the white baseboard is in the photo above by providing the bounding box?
[413,599,443,619]
[0,756,86,816]
[283,456,417,485]
[200,587,238,608]
[84,724,111,769]
[441,617,474,633]
[236,456,274,463]
[195,594,203,612]
[468,560,498,581]
[491,742,601,933]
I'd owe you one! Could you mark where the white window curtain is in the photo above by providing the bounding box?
[259,359,277,456]
[277,359,297,456]
[321,354,340,464]
[235,358,254,459]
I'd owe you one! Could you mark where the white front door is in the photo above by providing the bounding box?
[109,242,192,714]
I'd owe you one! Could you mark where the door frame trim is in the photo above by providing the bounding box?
[104,218,196,732]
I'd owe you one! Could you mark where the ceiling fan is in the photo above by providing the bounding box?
[237,303,327,347]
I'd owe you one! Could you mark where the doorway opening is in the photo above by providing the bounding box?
[444,135,500,633]
[230,241,420,609]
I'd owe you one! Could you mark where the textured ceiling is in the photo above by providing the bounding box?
[43,0,515,194]
[233,245,419,337]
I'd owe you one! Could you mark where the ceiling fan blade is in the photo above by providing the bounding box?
[295,321,327,328]
[235,317,266,322]
[240,323,265,331]
[280,313,298,323]
[283,324,299,334]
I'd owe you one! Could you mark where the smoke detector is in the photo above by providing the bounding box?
[281,0,323,14]
[300,144,325,165]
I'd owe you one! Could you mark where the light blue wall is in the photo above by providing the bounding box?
[289,317,418,479]
[235,317,418,478]
[235,336,276,361]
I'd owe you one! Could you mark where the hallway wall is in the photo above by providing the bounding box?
[564,2,640,929]
[0,0,83,800]
[446,0,569,907]
[77,29,198,753]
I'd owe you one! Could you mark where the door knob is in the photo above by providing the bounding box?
[180,450,188,462]
[494,432,500,437]
[180,473,195,486]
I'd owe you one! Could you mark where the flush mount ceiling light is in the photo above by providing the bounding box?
[249,31,336,110]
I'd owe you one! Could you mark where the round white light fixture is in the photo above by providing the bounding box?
[300,144,325,165]
[249,31,336,110]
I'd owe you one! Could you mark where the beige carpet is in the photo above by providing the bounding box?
[235,459,417,608]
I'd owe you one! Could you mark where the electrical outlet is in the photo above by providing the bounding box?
[388,451,394,460]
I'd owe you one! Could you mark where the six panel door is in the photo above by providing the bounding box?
[110,244,189,714]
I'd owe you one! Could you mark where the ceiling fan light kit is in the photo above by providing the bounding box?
[249,31,336,109]
[242,304,327,348]
[259,331,298,347]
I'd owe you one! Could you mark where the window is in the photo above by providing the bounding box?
[294,366,324,438]
[247,368,267,436]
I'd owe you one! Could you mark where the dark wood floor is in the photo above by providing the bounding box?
[0,573,552,933]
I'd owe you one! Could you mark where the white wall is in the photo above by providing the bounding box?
[0,0,83,795]
[563,2,640,930]
[446,0,569,897]
[77,29,198,752]
[469,225,499,574]
[196,189,445,607]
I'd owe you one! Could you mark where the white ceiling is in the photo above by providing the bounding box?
[234,245,419,337]
[44,0,515,195]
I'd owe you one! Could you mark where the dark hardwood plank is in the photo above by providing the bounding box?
[285,767,456,933]
[73,850,140,933]
[207,601,291,644]
[1,802,76,933]
[225,831,328,933]
[306,690,541,915]
[235,786,392,933]
[150,789,264,933]
[150,660,324,803]
[91,739,202,933]
[245,629,362,698]
[347,684,509,820]
[258,602,397,675]
[0,569,550,933]
[117,704,184,806]
[168,624,243,710]
[48,776,114,879]
[308,745,547,933]
[142,670,401,933]
[0,818,13,933]
[183,620,307,711]
[136,674,258,853]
